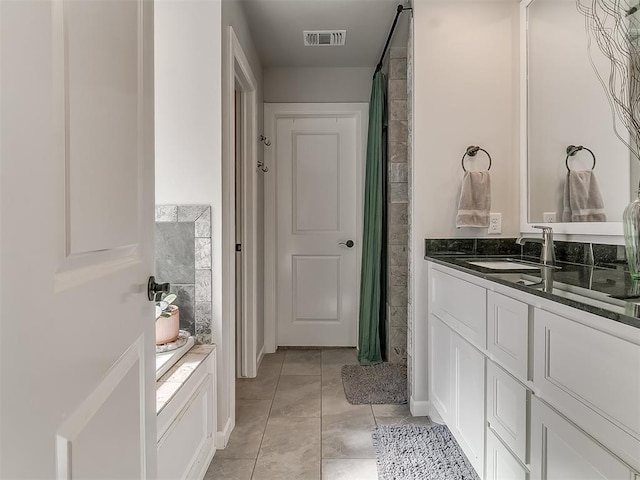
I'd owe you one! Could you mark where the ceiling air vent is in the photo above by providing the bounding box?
[303,30,347,47]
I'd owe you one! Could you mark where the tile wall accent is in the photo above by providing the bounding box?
[155,205,212,344]
[388,46,409,365]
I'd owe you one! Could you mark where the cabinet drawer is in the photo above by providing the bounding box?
[487,361,528,464]
[486,428,529,480]
[430,268,487,348]
[487,291,529,380]
[534,308,640,470]
[531,397,633,480]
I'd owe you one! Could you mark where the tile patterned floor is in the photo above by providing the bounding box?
[203,348,432,480]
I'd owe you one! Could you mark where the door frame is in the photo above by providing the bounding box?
[225,25,259,385]
[217,26,258,448]
[263,103,368,352]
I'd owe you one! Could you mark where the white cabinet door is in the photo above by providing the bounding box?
[452,331,486,476]
[429,313,486,477]
[487,361,529,464]
[430,315,452,422]
[534,308,640,470]
[1,0,155,477]
[487,291,529,380]
[486,429,529,480]
[531,397,633,480]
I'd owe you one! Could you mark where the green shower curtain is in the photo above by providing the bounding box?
[357,70,387,365]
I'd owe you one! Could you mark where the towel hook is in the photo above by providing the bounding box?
[565,145,596,171]
[260,135,272,147]
[461,146,492,172]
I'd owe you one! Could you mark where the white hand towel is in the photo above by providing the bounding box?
[456,171,491,228]
[562,170,606,222]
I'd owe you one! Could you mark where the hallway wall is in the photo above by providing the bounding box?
[264,67,374,103]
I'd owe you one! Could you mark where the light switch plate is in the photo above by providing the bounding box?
[489,213,502,234]
[543,212,556,223]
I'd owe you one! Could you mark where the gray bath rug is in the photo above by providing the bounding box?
[341,363,407,404]
[372,424,479,480]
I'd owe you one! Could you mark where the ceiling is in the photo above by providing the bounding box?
[239,0,411,68]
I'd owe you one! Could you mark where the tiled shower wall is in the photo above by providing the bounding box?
[387,46,410,365]
[406,18,414,395]
[155,205,212,344]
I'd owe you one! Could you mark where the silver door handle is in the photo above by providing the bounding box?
[338,240,354,248]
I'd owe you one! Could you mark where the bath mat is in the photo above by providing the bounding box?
[341,363,407,404]
[372,424,479,480]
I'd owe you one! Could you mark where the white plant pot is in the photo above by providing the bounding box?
[156,305,180,345]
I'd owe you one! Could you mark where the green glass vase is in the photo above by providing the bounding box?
[623,191,640,279]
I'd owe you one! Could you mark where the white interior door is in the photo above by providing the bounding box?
[1,1,156,477]
[268,104,366,347]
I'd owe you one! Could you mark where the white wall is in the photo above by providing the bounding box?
[410,0,520,402]
[264,67,374,103]
[154,0,230,442]
[155,1,222,207]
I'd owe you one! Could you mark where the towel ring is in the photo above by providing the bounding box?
[461,146,492,172]
[565,145,596,171]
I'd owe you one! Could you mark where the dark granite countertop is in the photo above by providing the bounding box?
[426,253,640,330]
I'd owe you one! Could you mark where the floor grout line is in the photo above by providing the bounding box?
[320,349,324,479]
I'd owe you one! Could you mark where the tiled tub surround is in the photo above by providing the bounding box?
[155,205,212,344]
[424,238,640,329]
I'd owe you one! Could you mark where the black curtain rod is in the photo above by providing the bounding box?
[375,4,412,75]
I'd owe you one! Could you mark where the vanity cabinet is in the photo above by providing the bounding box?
[157,347,217,480]
[425,261,640,480]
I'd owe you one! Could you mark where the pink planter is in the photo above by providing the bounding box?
[156,305,180,345]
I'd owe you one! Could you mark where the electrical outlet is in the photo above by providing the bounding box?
[543,212,556,223]
[488,213,502,234]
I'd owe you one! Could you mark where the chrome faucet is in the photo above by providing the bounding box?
[516,226,555,266]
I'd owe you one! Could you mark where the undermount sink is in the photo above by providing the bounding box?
[466,260,541,270]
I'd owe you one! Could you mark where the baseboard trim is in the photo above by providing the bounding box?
[216,416,234,449]
[256,345,265,370]
[410,397,430,417]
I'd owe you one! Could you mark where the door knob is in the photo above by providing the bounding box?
[148,276,170,301]
[339,240,355,248]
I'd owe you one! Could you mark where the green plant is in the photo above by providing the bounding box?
[155,293,177,319]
